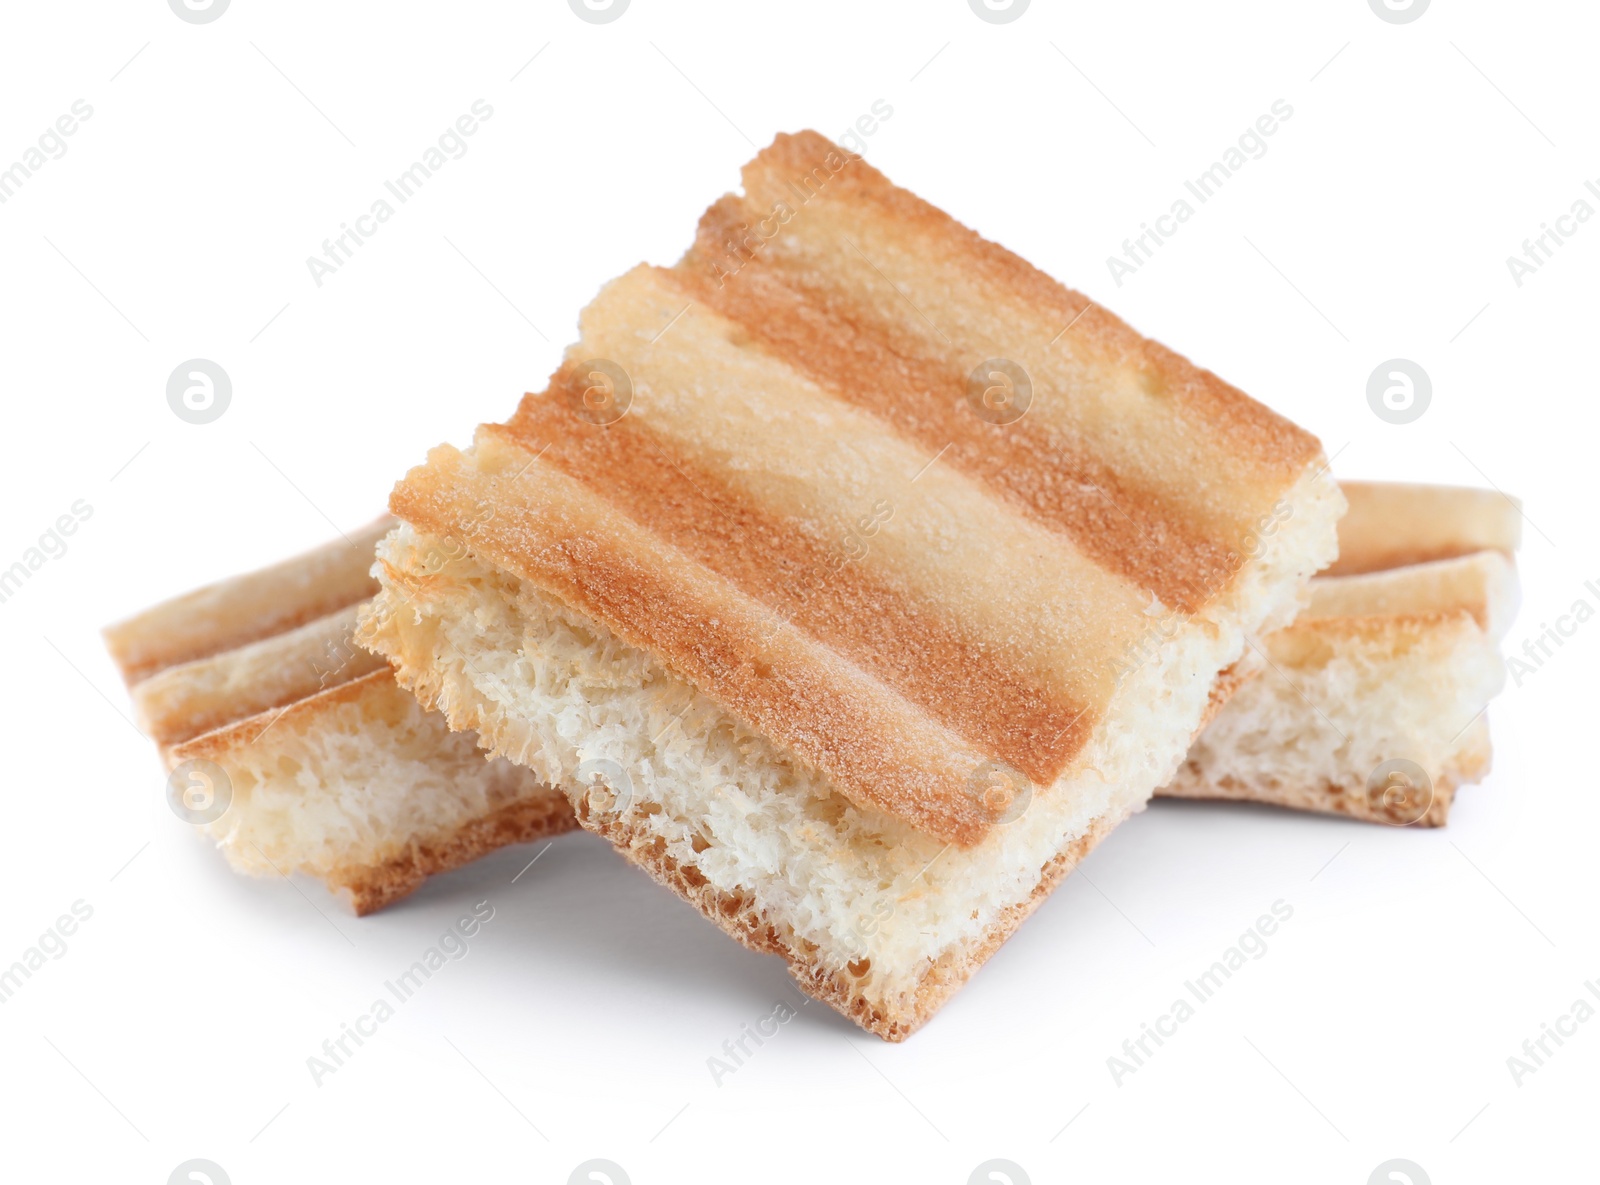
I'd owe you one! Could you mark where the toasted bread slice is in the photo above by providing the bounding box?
[360,131,1343,1039]
[103,518,395,686]
[168,669,572,915]
[103,528,570,915]
[1328,481,1520,576]
[1161,549,1517,825]
[108,475,1515,920]
[132,604,386,751]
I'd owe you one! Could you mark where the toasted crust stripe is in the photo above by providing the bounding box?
[1331,481,1521,575]
[133,604,386,750]
[384,132,1334,843]
[489,403,1094,784]
[718,137,1321,538]
[390,438,1005,846]
[104,517,393,686]
[678,204,1236,612]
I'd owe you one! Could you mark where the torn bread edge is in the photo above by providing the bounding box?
[103,475,1519,931]
[1162,548,1518,825]
[359,464,1341,1042]
[101,517,571,915]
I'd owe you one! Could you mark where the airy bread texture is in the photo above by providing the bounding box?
[104,524,571,915]
[108,478,1516,928]
[1162,551,1517,825]
[360,131,1345,1037]
[170,671,569,914]
[362,459,1340,1038]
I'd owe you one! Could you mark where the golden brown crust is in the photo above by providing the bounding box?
[1329,482,1520,576]
[104,518,580,919]
[728,134,1322,495]
[1160,740,1489,828]
[678,167,1319,615]
[1306,550,1517,641]
[724,135,1324,539]
[386,132,1333,845]
[133,605,386,750]
[168,668,399,767]
[331,793,577,916]
[1158,694,1491,825]
[104,517,392,686]
[1261,607,1482,670]
[387,440,1018,848]
[574,791,1125,1040]
[485,406,1091,786]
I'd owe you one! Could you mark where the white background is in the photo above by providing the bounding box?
[0,1,1594,1182]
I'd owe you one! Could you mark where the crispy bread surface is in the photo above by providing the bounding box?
[1330,481,1520,575]
[104,517,393,685]
[386,132,1331,848]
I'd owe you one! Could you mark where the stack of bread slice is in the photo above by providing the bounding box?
[103,132,1521,1039]
[104,481,1517,907]
[1164,482,1520,825]
[103,520,570,915]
